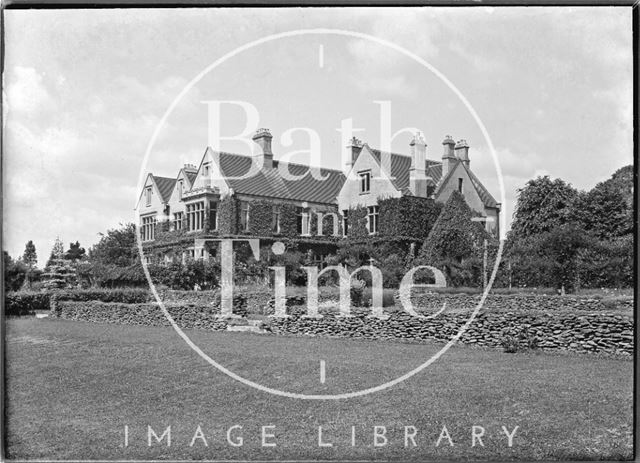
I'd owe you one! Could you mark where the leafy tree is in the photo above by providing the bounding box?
[85,223,145,287]
[510,176,579,239]
[538,223,593,292]
[64,241,86,261]
[572,166,633,240]
[22,241,37,269]
[4,251,28,292]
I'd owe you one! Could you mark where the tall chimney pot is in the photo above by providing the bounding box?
[455,139,470,167]
[409,132,428,197]
[442,135,457,178]
[252,128,274,169]
[345,136,363,171]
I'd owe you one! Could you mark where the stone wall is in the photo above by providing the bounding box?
[407,293,634,312]
[49,294,246,331]
[268,307,633,356]
[49,292,633,356]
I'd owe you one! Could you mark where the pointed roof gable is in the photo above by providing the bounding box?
[435,160,499,209]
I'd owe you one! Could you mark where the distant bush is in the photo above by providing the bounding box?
[5,292,50,316]
[361,288,396,307]
[501,326,539,353]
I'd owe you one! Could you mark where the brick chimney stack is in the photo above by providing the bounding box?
[252,128,273,169]
[455,139,470,168]
[442,135,457,178]
[409,132,428,197]
[345,136,363,172]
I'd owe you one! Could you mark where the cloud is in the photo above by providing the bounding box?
[5,66,55,116]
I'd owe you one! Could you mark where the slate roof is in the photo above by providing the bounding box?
[369,148,443,191]
[157,145,497,209]
[153,176,176,203]
[369,147,497,209]
[215,152,345,204]
[185,171,197,185]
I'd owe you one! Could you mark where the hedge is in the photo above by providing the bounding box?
[4,288,153,316]
[5,292,50,316]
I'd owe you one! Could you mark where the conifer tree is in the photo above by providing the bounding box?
[22,240,37,269]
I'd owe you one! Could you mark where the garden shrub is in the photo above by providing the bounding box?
[501,326,539,353]
[5,292,50,316]
[350,278,366,307]
[361,287,396,307]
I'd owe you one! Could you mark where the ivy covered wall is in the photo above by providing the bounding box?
[248,200,275,236]
[378,196,443,241]
[218,195,240,235]
[346,206,369,238]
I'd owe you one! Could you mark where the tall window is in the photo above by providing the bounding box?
[359,171,371,193]
[144,187,152,206]
[367,205,379,234]
[241,202,250,231]
[141,215,156,241]
[172,212,183,231]
[296,207,303,234]
[186,202,205,231]
[177,180,183,200]
[458,178,463,193]
[272,206,281,233]
[342,210,349,236]
[209,201,218,231]
[203,163,210,177]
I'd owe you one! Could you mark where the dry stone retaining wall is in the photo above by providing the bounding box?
[268,307,633,356]
[49,292,633,356]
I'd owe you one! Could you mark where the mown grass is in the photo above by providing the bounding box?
[5,318,633,461]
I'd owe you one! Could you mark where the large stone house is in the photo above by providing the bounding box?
[136,128,499,263]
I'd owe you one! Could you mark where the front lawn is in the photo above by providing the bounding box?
[5,318,633,460]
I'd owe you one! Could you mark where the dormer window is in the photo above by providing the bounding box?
[203,163,210,177]
[458,178,463,193]
[359,171,371,194]
[145,187,152,206]
[177,180,183,200]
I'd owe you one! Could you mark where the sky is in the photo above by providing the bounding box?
[2,7,633,266]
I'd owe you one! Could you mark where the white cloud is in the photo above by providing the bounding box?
[5,66,55,115]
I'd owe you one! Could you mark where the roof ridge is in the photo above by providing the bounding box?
[215,150,345,174]
[369,147,442,165]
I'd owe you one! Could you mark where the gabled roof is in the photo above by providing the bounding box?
[368,148,443,192]
[467,167,499,209]
[185,171,197,185]
[214,152,345,204]
[435,160,499,209]
[153,176,176,203]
